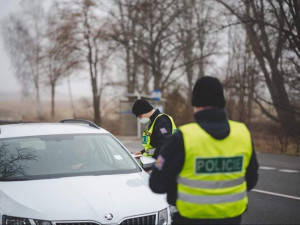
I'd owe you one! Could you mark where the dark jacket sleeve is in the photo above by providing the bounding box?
[151,115,173,159]
[245,142,259,191]
[149,131,185,205]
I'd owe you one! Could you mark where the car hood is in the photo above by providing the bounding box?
[0,172,168,223]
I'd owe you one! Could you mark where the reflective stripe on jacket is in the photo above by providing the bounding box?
[142,114,177,157]
[177,120,252,219]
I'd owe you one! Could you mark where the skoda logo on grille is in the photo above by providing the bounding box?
[104,213,114,221]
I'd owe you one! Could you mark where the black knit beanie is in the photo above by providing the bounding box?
[192,76,226,108]
[132,99,154,117]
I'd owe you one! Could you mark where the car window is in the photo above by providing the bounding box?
[0,134,140,181]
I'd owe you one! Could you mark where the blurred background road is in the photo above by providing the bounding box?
[118,136,300,225]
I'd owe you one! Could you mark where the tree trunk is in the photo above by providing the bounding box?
[126,47,134,93]
[154,73,161,91]
[247,68,254,124]
[67,76,76,118]
[267,69,296,134]
[91,77,101,125]
[51,83,55,118]
[243,8,297,135]
[35,82,43,119]
[93,94,101,126]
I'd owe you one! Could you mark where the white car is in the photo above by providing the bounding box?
[0,119,171,225]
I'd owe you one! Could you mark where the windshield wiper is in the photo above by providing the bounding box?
[0,176,31,181]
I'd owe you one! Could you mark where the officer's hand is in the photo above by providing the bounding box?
[133,151,142,161]
[134,151,142,156]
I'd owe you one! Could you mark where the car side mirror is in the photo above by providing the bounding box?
[140,156,156,171]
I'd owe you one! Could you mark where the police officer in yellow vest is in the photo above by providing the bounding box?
[149,76,259,224]
[132,99,177,159]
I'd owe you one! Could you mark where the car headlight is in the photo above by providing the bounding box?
[2,216,52,225]
[2,215,30,225]
[158,208,169,225]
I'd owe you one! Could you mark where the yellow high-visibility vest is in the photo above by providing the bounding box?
[142,114,177,157]
[177,120,252,219]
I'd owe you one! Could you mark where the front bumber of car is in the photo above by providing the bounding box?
[0,172,171,225]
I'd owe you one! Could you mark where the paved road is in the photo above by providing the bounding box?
[118,136,300,224]
[242,152,300,224]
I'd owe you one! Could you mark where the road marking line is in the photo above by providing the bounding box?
[252,189,300,201]
[259,166,276,170]
[278,169,299,173]
[259,166,299,173]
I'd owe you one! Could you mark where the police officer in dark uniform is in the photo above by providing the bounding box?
[149,76,259,224]
[132,99,177,159]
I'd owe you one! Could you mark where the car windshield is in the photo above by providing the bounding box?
[0,133,141,181]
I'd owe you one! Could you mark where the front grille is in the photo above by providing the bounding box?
[120,214,156,225]
[55,223,98,225]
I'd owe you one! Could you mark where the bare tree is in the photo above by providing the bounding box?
[1,0,46,118]
[217,0,299,136]
[112,0,188,94]
[137,0,185,92]
[224,25,259,123]
[111,0,143,94]
[275,0,300,62]
[43,3,81,118]
[59,0,113,125]
[174,0,219,102]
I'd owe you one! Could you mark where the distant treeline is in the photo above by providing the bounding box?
[1,0,299,146]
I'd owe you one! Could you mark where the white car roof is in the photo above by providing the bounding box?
[0,122,110,139]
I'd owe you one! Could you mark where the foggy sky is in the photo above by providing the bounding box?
[0,0,92,100]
